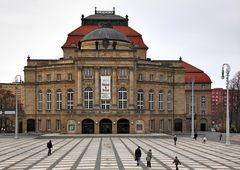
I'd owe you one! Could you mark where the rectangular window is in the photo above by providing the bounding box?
[159,92,164,110]
[118,68,127,79]
[56,90,62,111]
[56,74,61,81]
[160,119,164,131]
[101,68,111,76]
[150,74,154,81]
[56,119,61,131]
[137,91,144,111]
[201,96,206,108]
[168,75,173,83]
[37,92,43,111]
[118,88,128,109]
[167,91,173,111]
[139,73,144,81]
[47,74,51,82]
[67,73,72,81]
[159,75,164,82]
[84,68,93,78]
[67,91,74,111]
[37,75,42,82]
[47,91,52,111]
[46,119,51,130]
[149,119,155,132]
[101,100,110,110]
[149,92,154,111]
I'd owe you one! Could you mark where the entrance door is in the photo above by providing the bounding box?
[200,123,206,131]
[27,119,35,132]
[174,119,182,132]
[117,119,129,134]
[82,119,94,134]
[19,122,23,133]
[100,119,112,134]
[200,119,207,131]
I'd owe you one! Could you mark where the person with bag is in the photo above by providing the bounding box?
[146,149,152,167]
[135,146,142,166]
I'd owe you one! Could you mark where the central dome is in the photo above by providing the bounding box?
[80,27,130,43]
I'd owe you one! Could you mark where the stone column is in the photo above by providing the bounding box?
[129,68,134,109]
[94,68,100,108]
[112,67,117,109]
[77,67,82,108]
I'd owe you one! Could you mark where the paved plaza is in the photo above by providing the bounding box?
[0,135,239,170]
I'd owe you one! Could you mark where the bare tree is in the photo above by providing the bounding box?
[0,89,16,131]
[229,71,240,132]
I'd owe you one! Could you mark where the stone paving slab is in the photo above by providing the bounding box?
[0,136,239,170]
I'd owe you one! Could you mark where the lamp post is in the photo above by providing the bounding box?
[15,75,21,139]
[221,63,230,145]
[191,79,195,138]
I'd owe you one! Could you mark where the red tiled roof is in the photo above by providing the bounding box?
[62,25,148,49]
[182,61,212,83]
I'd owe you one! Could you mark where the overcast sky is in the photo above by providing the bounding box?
[0,0,239,88]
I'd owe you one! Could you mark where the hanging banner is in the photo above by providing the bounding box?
[101,76,111,99]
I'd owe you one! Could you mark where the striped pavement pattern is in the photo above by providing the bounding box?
[0,136,239,170]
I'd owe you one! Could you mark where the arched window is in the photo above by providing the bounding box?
[159,90,164,111]
[84,87,93,109]
[37,90,43,111]
[137,90,144,111]
[46,89,52,111]
[67,89,74,111]
[118,87,128,109]
[149,90,154,111]
[56,89,62,111]
[167,90,173,111]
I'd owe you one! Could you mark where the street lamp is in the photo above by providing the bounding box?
[191,79,195,138]
[15,75,21,139]
[221,63,231,145]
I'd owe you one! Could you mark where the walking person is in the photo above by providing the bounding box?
[194,132,198,140]
[146,149,152,167]
[174,135,177,145]
[135,146,142,166]
[203,136,207,144]
[47,140,53,156]
[173,156,181,170]
[219,133,222,141]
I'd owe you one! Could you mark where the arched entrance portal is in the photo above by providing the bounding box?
[174,119,182,132]
[82,119,94,134]
[200,119,207,131]
[100,119,112,134]
[27,119,35,132]
[117,119,130,134]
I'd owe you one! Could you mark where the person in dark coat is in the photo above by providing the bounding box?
[194,132,198,140]
[174,135,177,145]
[47,140,53,156]
[173,156,181,170]
[135,146,142,166]
[219,133,222,141]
